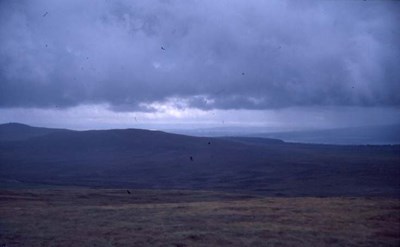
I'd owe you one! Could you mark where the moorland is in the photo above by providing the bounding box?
[0,123,399,246]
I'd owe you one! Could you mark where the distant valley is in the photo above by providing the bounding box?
[168,124,400,145]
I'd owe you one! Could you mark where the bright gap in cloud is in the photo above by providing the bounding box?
[0,103,399,132]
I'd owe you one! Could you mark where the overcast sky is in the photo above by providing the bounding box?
[0,0,399,131]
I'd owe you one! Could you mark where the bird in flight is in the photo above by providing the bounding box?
[161,46,166,50]
[42,11,48,17]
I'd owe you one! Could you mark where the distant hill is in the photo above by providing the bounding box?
[0,123,399,197]
[0,123,69,141]
[220,136,285,146]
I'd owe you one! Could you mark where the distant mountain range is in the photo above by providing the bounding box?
[0,123,399,197]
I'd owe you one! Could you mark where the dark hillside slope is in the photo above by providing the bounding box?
[0,124,399,196]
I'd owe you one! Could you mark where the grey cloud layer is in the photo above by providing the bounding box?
[0,0,399,111]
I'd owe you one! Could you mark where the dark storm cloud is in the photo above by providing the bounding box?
[0,0,399,111]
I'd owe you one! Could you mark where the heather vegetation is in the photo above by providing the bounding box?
[1,189,399,247]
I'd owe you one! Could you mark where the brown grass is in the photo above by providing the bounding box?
[0,189,399,246]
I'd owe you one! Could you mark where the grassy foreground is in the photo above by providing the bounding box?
[0,189,399,246]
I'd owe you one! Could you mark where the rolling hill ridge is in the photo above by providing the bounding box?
[0,123,399,197]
